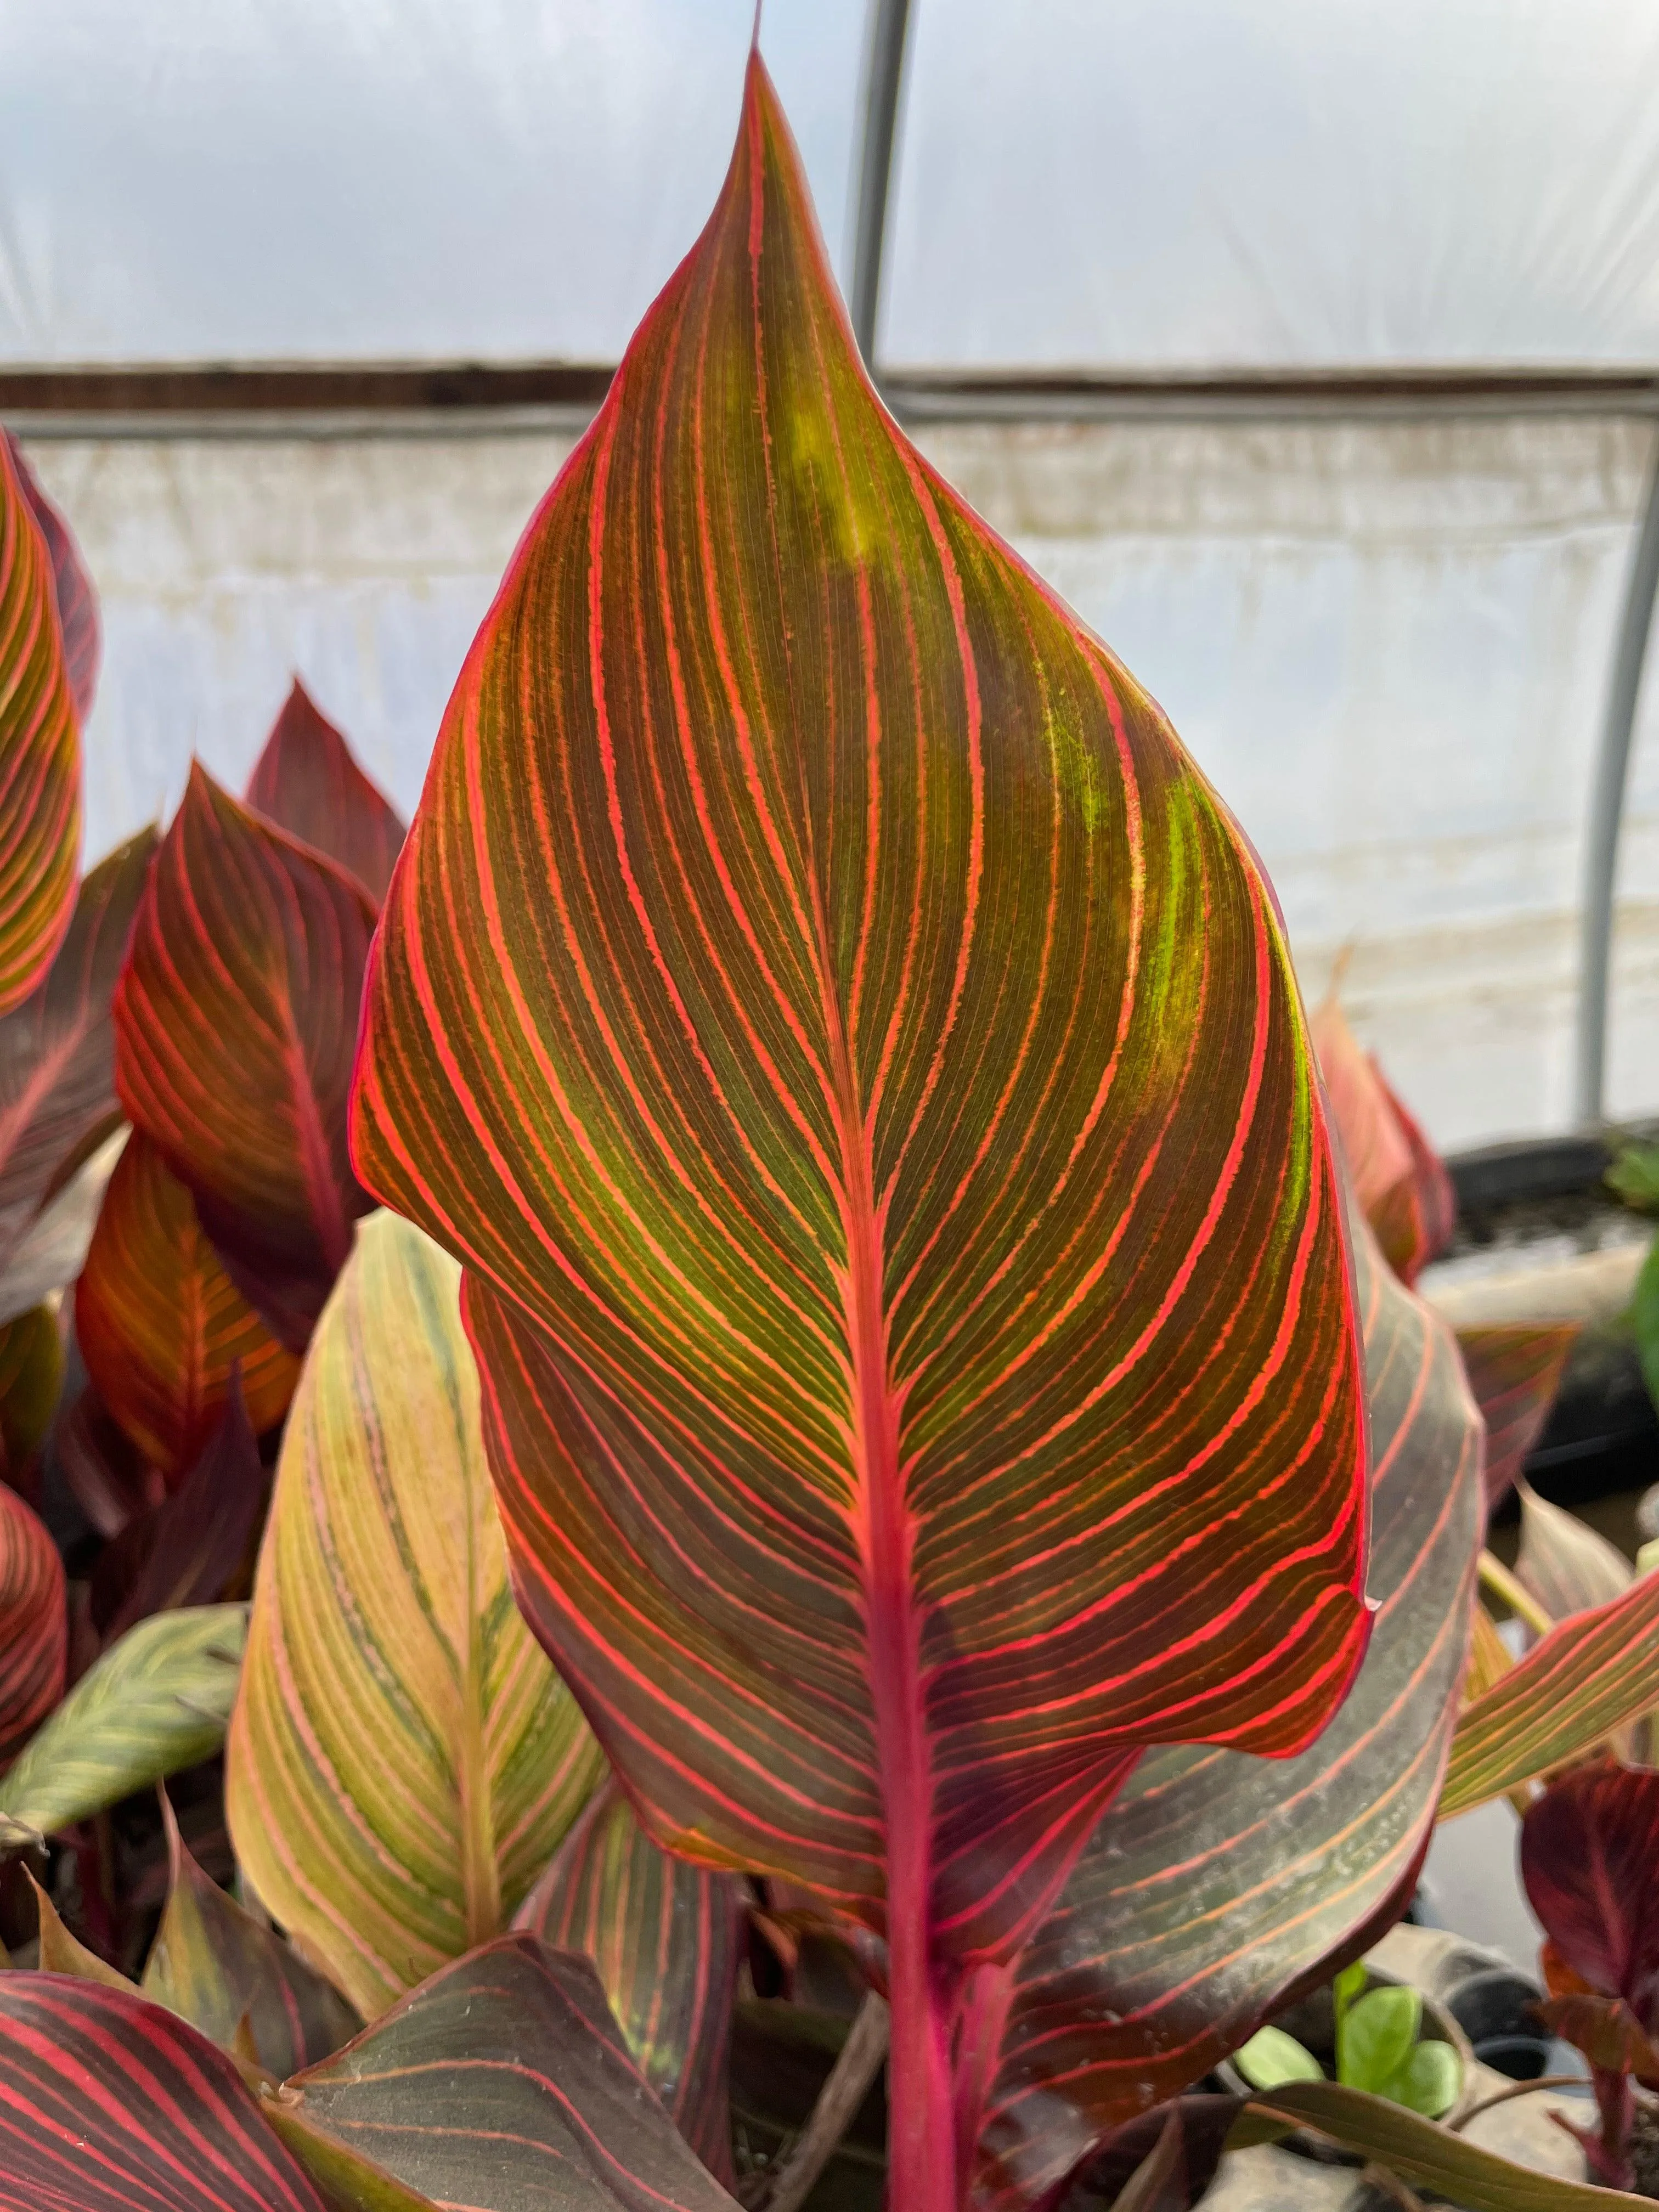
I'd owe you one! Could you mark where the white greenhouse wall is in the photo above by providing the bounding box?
[21,413,1659,1153]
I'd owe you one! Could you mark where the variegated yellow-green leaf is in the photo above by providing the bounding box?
[0,1604,246,1842]
[225,1212,604,2019]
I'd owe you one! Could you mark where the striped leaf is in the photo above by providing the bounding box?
[0,1602,246,1841]
[245,679,405,907]
[269,1932,741,2212]
[0,830,155,1272]
[95,1380,269,1643]
[225,1212,603,2021]
[0,1974,329,2212]
[114,763,376,1351]
[1442,1573,1659,1816]
[0,1481,65,1764]
[143,1791,360,2075]
[1237,2080,1655,2210]
[1521,1763,1659,2027]
[0,433,79,1018]
[351,58,1367,2206]
[3,430,99,723]
[1456,1323,1578,1515]
[76,1130,300,1476]
[515,1777,745,2176]
[1515,1479,1632,1624]
[1308,997,1454,1285]
[970,1220,1481,2206]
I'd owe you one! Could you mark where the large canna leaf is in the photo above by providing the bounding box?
[1456,1322,1578,1515]
[1441,1571,1659,1816]
[0,1601,245,1843]
[226,1213,603,2020]
[351,59,1368,2201]
[0,1973,329,2212]
[268,1933,741,2212]
[515,1776,746,2176]
[0,435,80,1018]
[0,1480,65,1763]
[0,829,155,1271]
[76,1130,300,1475]
[143,1792,360,2075]
[245,679,405,907]
[114,763,376,1351]
[2,430,99,724]
[970,1220,1482,2207]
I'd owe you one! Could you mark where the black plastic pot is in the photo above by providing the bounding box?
[1444,1128,1657,1511]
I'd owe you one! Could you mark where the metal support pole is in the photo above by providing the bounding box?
[1576,431,1659,1125]
[849,0,914,371]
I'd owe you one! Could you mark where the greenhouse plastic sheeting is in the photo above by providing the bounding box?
[21,414,1659,1152]
[7,0,1659,371]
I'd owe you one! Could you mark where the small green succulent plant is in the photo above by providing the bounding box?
[1234,1963,1463,2120]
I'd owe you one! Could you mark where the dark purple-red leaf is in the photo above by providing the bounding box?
[270,1931,741,2211]
[1521,1763,1659,2035]
[515,1777,745,2177]
[0,830,155,1272]
[245,680,405,908]
[115,763,376,1350]
[0,1972,328,2212]
[98,1378,269,1643]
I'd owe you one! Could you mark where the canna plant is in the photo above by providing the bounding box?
[4,52,1659,2212]
[1521,1762,1659,2193]
[351,50,1375,2212]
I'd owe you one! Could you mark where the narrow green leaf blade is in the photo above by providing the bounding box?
[275,1932,741,2211]
[226,1214,602,2019]
[1245,2079,1652,2210]
[0,1602,246,1836]
[1443,1571,1659,1815]
[0,1973,328,2212]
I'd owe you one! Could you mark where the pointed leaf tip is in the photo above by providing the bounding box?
[115,762,376,1350]
[245,680,405,906]
[353,52,1367,2011]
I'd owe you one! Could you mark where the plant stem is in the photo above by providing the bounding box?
[1448,2075,1588,2131]
[742,1990,890,2212]
[1477,1551,1554,1640]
